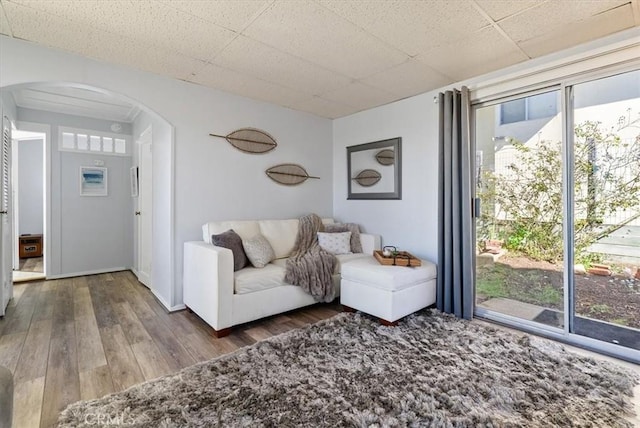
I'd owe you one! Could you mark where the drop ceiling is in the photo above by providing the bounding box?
[0,0,638,119]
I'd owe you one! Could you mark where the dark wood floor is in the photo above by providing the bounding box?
[0,270,341,428]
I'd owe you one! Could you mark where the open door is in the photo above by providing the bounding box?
[135,126,152,288]
[1,116,13,316]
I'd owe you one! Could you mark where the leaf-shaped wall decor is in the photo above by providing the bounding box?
[266,164,320,186]
[209,128,277,154]
[353,169,381,187]
[375,149,395,166]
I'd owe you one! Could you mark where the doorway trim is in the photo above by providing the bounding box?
[13,121,50,278]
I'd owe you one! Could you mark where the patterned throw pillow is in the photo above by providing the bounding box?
[242,234,276,268]
[323,223,363,253]
[317,231,352,255]
[211,229,248,272]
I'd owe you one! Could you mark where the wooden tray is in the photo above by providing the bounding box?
[373,250,422,267]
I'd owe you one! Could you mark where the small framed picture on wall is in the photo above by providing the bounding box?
[130,166,139,197]
[80,167,108,196]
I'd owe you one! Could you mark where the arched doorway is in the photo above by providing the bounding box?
[0,82,174,312]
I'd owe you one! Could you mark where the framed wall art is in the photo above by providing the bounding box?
[80,166,108,196]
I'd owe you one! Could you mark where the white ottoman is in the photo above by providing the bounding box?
[340,256,437,324]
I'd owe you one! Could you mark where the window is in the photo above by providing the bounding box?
[58,127,131,156]
[500,91,558,124]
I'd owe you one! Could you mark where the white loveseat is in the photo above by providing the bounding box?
[183,218,381,336]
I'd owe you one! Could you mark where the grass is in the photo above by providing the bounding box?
[476,263,562,307]
[476,266,508,299]
[588,304,611,315]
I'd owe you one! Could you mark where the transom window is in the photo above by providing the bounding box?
[59,127,130,156]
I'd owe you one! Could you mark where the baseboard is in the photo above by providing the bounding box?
[169,303,186,312]
[46,267,129,279]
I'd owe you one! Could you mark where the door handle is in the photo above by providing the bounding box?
[0,211,7,214]
[135,211,141,215]
[473,198,481,218]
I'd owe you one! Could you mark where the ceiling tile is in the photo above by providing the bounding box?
[0,3,12,36]
[287,96,357,119]
[160,0,272,32]
[473,0,541,21]
[2,1,91,54]
[518,3,636,58]
[243,0,408,79]
[84,29,206,82]
[148,4,237,61]
[189,62,309,108]
[319,81,398,111]
[318,0,491,57]
[214,36,351,95]
[499,0,629,43]
[416,26,529,82]
[8,0,236,61]
[362,59,453,99]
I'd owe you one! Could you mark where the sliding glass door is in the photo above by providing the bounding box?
[473,69,640,357]
[570,71,640,349]
[474,90,565,328]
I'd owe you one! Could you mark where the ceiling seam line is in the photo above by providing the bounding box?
[469,0,531,60]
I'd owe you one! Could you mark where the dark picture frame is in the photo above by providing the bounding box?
[347,137,402,200]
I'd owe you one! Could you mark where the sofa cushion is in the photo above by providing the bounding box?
[323,223,363,253]
[211,229,248,272]
[203,220,260,243]
[234,264,286,294]
[317,231,352,255]
[242,234,276,268]
[335,253,370,274]
[258,219,299,259]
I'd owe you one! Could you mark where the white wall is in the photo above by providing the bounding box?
[17,108,133,276]
[333,28,640,264]
[0,36,334,308]
[18,138,43,235]
[333,94,440,262]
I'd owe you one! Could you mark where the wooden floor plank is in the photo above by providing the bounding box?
[131,340,172,380]
[179,332,222,362]
[1,270,341,426]
[75,315,107,372]
[138,316,196,371]
[41,322,79,428]
[79,365,115,401]
[13,376,45,428]
[0,331,27,374]
[112,301,153,345]
[32,288,55,322]
[88,277,119,329]
[116,273,156,321]
[51,280,74,337]
[73,284,93,320]
[1,282,39,335]
[243,325,274,342]
[13,319,52,383]
[99,324,145,391]
[9,282,29,306]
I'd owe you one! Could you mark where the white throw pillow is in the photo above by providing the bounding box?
[317,231,352,255]
[242,234,276,268]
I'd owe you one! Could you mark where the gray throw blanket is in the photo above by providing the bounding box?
[285,214,337,302]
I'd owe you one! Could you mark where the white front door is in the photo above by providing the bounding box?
[1,116,13,315]
[135,128,152,288]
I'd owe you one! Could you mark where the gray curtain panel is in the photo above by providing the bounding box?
[437,87,474,320]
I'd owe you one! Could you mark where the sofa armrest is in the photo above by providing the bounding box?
[360,233,381,255]
[183,241,234,331]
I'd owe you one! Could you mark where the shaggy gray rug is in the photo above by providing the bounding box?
[58,310,638,427]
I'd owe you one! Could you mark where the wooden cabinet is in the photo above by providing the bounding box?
[19,234,43,258]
